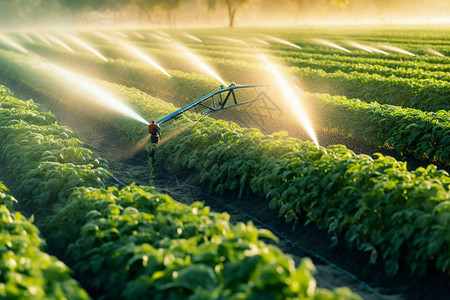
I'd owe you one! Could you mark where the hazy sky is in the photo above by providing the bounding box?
[1,0,450,29]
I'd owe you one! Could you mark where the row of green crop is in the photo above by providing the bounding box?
[155,116,450,277]
[0,94,111,213]
[23,40,450,113]
[0,84,360,297]
[303,93,450,165]
[7,46,450,165]
[283,56,450,82]
[110,36,450,71]
[0,181,90,299]
[293,67,450,111]
[44,185,359,299]
[2,48,450,277]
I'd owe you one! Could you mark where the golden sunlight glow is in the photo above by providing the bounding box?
[176,43,228,87]
[45,61,149,125]
[346,41,373,52]
[365,45,389,55]
[259,53,319,149]
[182,33,202,43]
[92,31,114,42]
[263,35,302,49]
[114,134,150,159]
[379,44,415,56]
[249,38,270,45]
[157,122,193,147]
[61,32,108,61]
[313,39,351,53]
[118,39,171,77]
[115,31,129,38]
[217,36,247,45]
[46,35,74,53]
[34,32,53,46]
[0,32,29,54]
[133,32,146,40]
[345,41,389,55]
[426,48,445,57]
[20,32,34,43]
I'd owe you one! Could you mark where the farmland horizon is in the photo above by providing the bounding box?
[2,18,450,35]
[1,0,450,30]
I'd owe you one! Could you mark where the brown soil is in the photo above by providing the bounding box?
[1,77,450,300]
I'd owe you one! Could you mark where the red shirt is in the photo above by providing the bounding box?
[148,123,160,134]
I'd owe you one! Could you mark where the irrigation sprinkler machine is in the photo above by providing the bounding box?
[148,82,284,153]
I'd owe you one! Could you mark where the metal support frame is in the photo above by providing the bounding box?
[156,83,281,125]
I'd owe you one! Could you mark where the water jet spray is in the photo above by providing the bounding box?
[379,45,415,56]
[20,32,34,44]
[426,48,445,57]
[61,32,108,62]
[42,61,149,125]
[34,33,53,46]
[259,53,320,149]
[262,35,301,50]
[117,39,171,77]
[46,35,74,53]
[181,33,202,43]
[313,39,350,53]
[175,42,228,87]
[0,32,29,54]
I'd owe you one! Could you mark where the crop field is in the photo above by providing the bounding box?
[0,25,450,299]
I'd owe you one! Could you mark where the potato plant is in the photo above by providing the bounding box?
[45,185,360,300]
[0,182,89,299]
[0,90,111,212]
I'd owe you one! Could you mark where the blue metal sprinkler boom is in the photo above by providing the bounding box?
[155,82,279,125]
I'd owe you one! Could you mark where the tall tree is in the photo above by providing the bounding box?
[132,0,186,27]
[206,0,261,28]
[160,0,183,28]
[133,0,162,24]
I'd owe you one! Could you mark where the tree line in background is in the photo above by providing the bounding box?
[0,0,445,28]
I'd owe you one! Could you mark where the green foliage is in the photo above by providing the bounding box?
[155,114,450,277]
[293,67,450,112]
[0,182,17,212]
[46,185,360,300]
[0,202,89,299]
[303,92,450,164]
[0,92,111,212]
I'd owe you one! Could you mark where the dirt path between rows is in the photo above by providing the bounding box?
[1,77,449,300]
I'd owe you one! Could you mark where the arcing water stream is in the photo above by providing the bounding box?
[117,38,172,77]
[313,39,351,53]
[61,32,109,62]
[259,53,320,149]
[0,32,29,54]
[44,61,150,125]
[175,42,228,87]
[263,35,302,49]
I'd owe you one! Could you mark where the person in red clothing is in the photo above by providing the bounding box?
[148,120,161,157]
